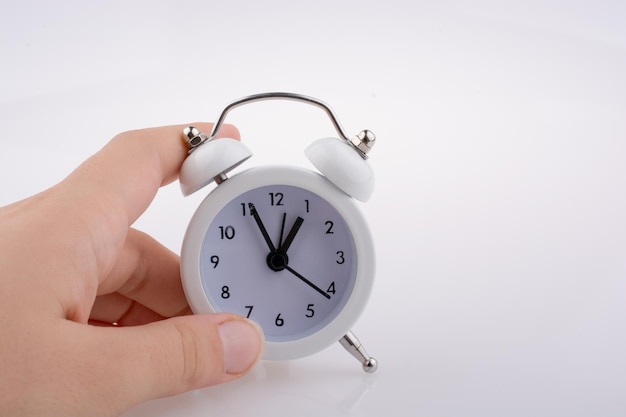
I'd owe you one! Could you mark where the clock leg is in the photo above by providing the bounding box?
[339,331,378,373]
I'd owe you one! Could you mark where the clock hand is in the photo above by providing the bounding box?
[284,265,331,299]
[278,212,287,248]
[278,216,304,254]
[248,203,276,252]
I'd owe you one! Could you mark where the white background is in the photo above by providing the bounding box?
[1,1,625,416]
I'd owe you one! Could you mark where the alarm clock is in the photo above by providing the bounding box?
[179,93,378,372]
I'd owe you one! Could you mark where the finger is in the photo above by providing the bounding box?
[51,123,240,280]
[66,122,240,228]
[89,292,168,326]
[79,314,264,412]
[95,228,189,318]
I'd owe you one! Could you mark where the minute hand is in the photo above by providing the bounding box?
[284,265,331,299]
[248,203,276,252]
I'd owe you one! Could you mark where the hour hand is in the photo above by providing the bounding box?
[249,203,276,252]
[278,216,304,254]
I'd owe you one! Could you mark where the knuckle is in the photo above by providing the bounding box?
[172,320,222,388]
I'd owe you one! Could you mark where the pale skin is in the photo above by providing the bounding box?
[0,123,264,416]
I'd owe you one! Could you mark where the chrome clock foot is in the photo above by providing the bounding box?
[339,331,378,373]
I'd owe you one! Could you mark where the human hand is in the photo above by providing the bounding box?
[0,123,264,416]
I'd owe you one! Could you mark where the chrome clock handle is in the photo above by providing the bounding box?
[186,92,376,159]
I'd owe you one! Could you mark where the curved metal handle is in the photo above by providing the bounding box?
[185,92,375,159]
[207,92,351,142]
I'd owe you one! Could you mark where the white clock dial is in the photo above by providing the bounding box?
[200,183,356,342]
[181,166,375,360]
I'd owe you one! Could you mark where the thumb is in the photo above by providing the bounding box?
[89,313,264,410]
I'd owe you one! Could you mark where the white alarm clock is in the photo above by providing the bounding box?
[179,93,378,372]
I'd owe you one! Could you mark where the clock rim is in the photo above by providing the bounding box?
[181,165,375,360]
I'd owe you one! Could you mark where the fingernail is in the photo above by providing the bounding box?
[218,319,264,375]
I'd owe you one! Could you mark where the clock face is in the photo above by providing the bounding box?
[182,166,375,360]
[198,184,357,342]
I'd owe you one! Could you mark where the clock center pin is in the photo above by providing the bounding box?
[267,251,288,271]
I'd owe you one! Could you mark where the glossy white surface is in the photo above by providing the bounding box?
[1,1,625,416]
[180,138,252,196]
[305,137,375,202]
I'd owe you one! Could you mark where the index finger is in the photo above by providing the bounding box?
[63,123,239,230]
